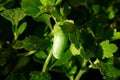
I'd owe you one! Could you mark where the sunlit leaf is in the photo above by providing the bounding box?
[111,29,120,40]
[99,40,118,59]
[40,0,48,6]
[1,8,26,26]
[55,0,63,5]
[107,6,118,19]
[70,43,80,56]
[21,0,41,16]
[68,66,77,75]
[104,29,120,40]
[17,22,27,35]
[40,0,55,6]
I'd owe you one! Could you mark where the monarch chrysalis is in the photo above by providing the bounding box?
[52,23,68,59]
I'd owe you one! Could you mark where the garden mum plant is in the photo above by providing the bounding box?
[0,0,120,80]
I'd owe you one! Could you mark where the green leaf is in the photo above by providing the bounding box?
[55,0,63,5]
[80,47,90,60]
[53,49,72,66]
[111,29,120,40]
[87,15,107,34]
[95,24,109,39]
[69,29,80,49]
[51,50,76,74]
[104,28,114,40]
[35,14,52,29]
[70,43,80,56]
[30,71,51,80]
[21,0,41,16]
[104,29,120,40]
[40,0,55,6]
[50,7,62,22]
[60,20,75,34]
[0,6,5,11]
[95,59,120,78]
[1,8,26,39]
[22,36,50,51]
[60,3,71,17]
[35,14,51,23]
[14,56,30,70]
[0,48,16,76]
[35,51,47,59]
[0,49,12,67]
[0,0,15,9]
[68,66,77,75]
[40,0,48,6]
[99,40,118,59]
[105,63,120,78]
[79,29,95,51]
[17,22,27,35]
[107,6,118,19]
[49,0,56,6]
[12,40,23,49]
[1,8,26,26]
[92,4,101,15]
[33,51,47,64]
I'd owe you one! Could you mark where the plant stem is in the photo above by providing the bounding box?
[13,32,18,41]
[48,23,53,31]
[25,51,36,56]
[75,69,86,80]
[75,59,88,80]
[66,74,74,80]
[42,50,53,72]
